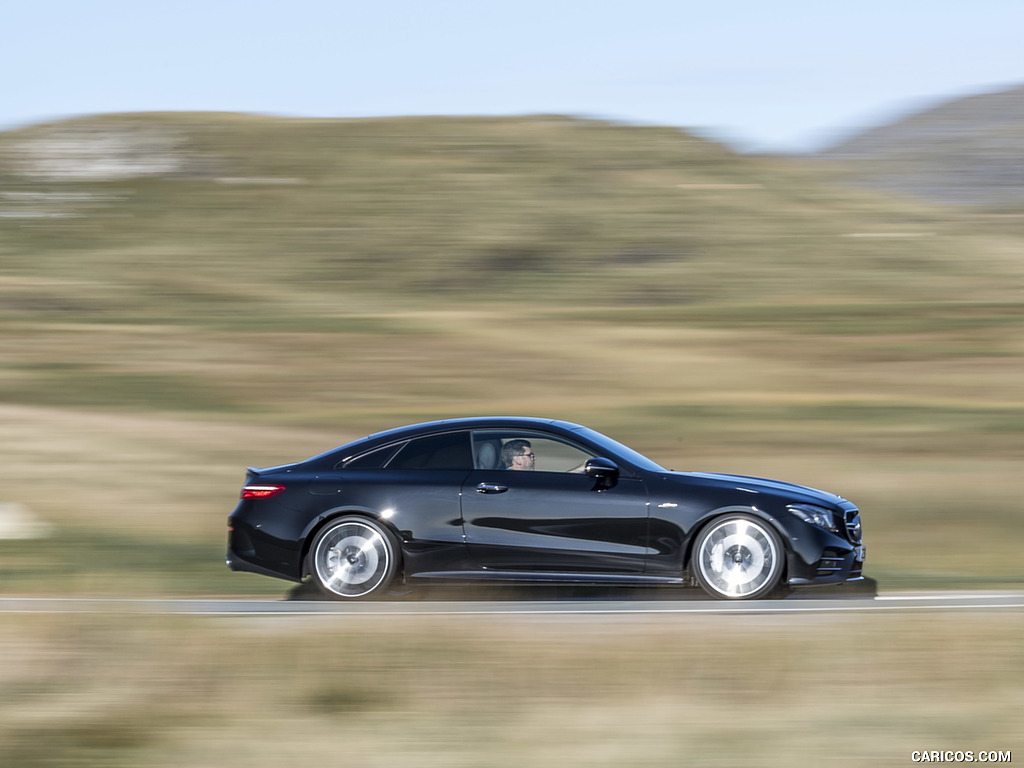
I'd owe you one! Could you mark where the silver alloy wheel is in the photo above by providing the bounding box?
[311,518,394,598]
[695,516,782,599]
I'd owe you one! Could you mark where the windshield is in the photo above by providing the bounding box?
[570,426,666,473]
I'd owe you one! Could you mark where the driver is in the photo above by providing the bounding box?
[501,439,536,471]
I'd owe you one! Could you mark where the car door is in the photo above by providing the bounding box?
[460,431,649,573]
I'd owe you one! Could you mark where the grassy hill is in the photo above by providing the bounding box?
[817,83,1024,206]
[3,112,1016,310]
[1,112,1023,595]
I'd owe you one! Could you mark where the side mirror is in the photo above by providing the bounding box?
[584,457,619,489]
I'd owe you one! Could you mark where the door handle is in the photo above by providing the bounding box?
[476,483,509,494]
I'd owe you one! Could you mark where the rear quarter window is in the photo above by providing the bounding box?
[387,432,473,470]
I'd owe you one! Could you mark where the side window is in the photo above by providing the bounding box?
[473,431,595,473]
[388,432,473,470]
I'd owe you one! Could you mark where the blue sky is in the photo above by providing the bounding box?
[5,0,1022,152]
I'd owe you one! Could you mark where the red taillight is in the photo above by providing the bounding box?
[241,484,286,500]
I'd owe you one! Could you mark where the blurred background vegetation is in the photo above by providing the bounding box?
[0,611,1020,767]
[1,94,1023,768]
[0,99,1022,595]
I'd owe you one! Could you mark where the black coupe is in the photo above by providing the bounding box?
[227,417,865,600]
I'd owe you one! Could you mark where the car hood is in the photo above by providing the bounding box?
[669,470,848,507]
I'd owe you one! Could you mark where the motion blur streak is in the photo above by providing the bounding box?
[1,92,1023,764]
[0,613,1021,765]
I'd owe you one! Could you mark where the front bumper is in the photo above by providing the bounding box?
[787,543,866,586]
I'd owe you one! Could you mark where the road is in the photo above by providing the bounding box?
[1,591,1022,616]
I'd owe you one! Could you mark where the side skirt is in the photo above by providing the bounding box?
[409,570,686,585]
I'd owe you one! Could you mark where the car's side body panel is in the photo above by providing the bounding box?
[461,470,649,573]
[309,467,474,576]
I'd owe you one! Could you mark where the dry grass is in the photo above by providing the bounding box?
[1,302,1022,595]
[0,611,1020,767]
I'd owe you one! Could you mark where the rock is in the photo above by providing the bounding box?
[0,503,53,539]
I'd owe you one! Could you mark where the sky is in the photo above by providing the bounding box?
[4,0,1023,153]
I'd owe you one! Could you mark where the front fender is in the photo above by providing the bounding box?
[680,505,794,582]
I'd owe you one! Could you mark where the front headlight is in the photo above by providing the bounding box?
[788,504,838,532]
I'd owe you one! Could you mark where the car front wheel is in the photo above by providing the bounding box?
[307,516,399,599]
[693,514,785,600]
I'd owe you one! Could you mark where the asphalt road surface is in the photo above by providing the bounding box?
[1,590,1022,616]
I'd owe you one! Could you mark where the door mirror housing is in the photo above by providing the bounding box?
[584,457,619,489]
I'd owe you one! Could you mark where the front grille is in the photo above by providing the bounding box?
[844,509,862,544]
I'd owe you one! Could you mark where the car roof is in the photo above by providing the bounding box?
[300,417,582,467]
[362,416,584,443]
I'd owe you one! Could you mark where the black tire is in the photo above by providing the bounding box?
[692,513,785,600]
[307,516,400,599]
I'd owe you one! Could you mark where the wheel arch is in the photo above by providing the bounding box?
[683,505,791,584]
[300,507,405,580]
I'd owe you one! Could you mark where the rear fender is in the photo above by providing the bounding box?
[299,507,403,580]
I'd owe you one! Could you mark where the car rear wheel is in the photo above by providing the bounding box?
[308,516,399,599]
[693,514,785,600]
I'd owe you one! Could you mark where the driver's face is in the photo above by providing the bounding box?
[513,447,536,471]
